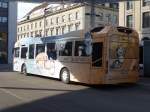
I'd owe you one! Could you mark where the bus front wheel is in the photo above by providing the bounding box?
[21,64,27,75]
[60,68,70,84]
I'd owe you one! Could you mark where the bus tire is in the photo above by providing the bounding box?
[60,68,70,84]
[21,64,28,76]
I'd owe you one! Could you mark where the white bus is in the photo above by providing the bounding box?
[13,26,139,84]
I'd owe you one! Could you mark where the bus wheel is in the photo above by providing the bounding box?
[22,64,27,75]
[60,68,70,84]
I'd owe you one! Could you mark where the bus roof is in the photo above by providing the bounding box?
[15,26,138,47]
[16,30,84,46]
[15,36,82,46]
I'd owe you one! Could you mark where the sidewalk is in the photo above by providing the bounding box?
[0,64,12,71]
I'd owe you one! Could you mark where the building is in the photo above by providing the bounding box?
[0,1,17,64]
[17,3,118,41]
[119,0,150,42]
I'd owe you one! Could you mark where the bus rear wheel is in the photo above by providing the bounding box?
[60,68,70,84]
[21,64,27,75]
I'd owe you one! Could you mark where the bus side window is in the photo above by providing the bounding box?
[75,41,87,56]
[92,42,103,67]
[47,43,57,60]
[59,42,72,56]
[29,44,35,59]
[14,47,20,58]
[21,47,27,59]
[36,44,45,56]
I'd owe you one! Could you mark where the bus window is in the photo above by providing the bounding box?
[29,44,34,59]
[75,41,87,56]
[59,42,72,56]
[92,42,103,67]
[36,44,45,56]
[21,47,27,59]
[14,47,20,58]
[47,43,57,60]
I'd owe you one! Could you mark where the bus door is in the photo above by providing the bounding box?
[27,44,36,74]
[91,42,104,83]
[108,34,136,80]
[44,43,56,76]
[35,44,46,75]
[13,47,20,71]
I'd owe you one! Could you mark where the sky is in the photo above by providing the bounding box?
[17,2,41,20]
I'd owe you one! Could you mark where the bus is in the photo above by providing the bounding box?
[13,25,139,84]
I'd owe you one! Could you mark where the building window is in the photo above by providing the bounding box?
[68,25,71,32]
[75,23,80,30]
[62,27,64,34]
[27,33,29,37]
[50,18,53,25]
[126,15,133,28]
[62,15,65,22]
[31,23,33,29]
[45,19,48,26]
[75,12,79,20]
[56,28,59,35]
[62,26,65,34]
[126,1,133,10]
[35,31,38,37]
[27,25,29,30]
[39,30,42,37]
[2,17,7,23]
[68,14,71,21]
[0,32,8,63]
[39,21,42,27]
[50,29,54,36]
[17,36,19,40]
[56,17,59,24]
[24,26,26,31]
[31,32,33,37]
[45,29,49,36]
[143,12,150,28]
[143,0,150,6]
[35,22,37,28]
[1,2,8,8]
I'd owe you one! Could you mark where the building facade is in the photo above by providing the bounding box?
[0,1,17,64]
[17,3,118,41]
[119,0,150,42]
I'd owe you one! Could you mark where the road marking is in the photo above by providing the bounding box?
[0,88,27,101]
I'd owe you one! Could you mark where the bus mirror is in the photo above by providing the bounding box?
[84,32,92,55]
